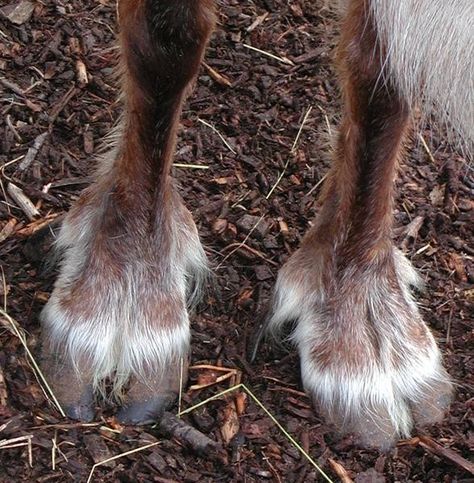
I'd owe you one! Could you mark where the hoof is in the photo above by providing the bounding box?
[64,387,95,422]
[117,393,176,425]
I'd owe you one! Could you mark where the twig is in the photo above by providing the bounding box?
[51,431,58,471]
[6,114,22,142]
[156,412,227,464]
[15,213,61,237]
[178,357,184,419]
[0,77,26,96]
[203,62,232,87]
[189,364,238,372]
[402,436,474,475]
[49,86,78,127]
[247,13,269,32]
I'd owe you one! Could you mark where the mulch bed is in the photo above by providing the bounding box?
[0,0,472,481]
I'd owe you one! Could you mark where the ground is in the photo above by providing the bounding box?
[0,0,473,481]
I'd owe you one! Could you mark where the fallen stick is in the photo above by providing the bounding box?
[417,436,474,475]
[401,436,474,475]
[156,411,228,464]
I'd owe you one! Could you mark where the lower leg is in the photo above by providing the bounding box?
[268,0,452,448]
[41,0,215,422]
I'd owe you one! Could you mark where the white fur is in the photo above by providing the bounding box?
[41,195,207,396]
[268,249,451,443]
[370,0,474,153]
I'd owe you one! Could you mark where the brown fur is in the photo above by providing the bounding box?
[313,0,410,265]
[58,0,216,317]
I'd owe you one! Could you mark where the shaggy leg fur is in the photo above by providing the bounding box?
[267,0,453,448]
[41,0,215,422]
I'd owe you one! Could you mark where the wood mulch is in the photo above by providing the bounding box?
[0,0,472,481]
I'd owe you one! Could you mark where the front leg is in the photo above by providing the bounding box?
[41,0,215,421]
[267,0,452,448]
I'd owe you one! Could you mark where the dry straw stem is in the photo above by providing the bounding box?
[173,163,209,170]
[0,308,66,417]
[179,383,334,483]
[216,214,265,270]
[177,357,185,418]
[418,132,437,165]
[266,106,313,199]
[197,118,237,154]
[0,435,33,467]
[188,365,239,391]
[86,441,161,483]
[243,43,295,66]
[86,383,334,482]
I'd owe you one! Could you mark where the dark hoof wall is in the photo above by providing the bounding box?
[64,389,95,422]
[117,394,176,425]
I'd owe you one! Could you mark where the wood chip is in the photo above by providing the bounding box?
[328,458,354,483]
[18,132,48,172]
[7,183,39,220]
[83,434,116,469]
[0,363,8,406]
[76,59,89,85]
[220,401,240,444]
[0,219,17,244]
[0,1,35,25]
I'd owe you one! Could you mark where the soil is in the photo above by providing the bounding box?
[0,0,473,482]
